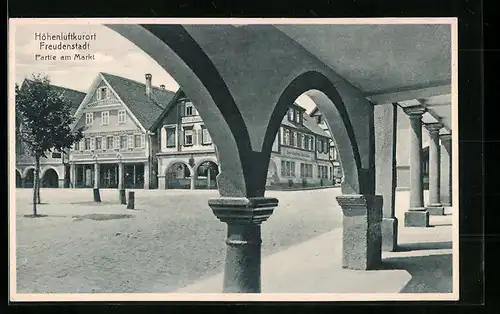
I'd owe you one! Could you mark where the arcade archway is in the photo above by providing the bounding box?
[41,169,59,188]
[16,170,22,188]
[165,162,193,189]
[195,161,219,189]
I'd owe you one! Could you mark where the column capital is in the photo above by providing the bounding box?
[403,105,427,118]
[424,122,444,133]
[336,194,383,218]
[209,197,278,225]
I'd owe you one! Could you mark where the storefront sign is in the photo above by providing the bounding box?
[182,116,203,124]
[281,147,315,161]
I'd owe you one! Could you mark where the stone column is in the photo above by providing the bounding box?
[440,133,452,206]
[143,162,150,190]
[118,162,124,190]
[190,172,196,190]
[403,105,429,227]
[70,163,75,188]
[158,175,166,189]
[94,162,100,189]
[374,103,398,251]
[336,195,382,270]
[209,197,278,293]
[425,123,445,215]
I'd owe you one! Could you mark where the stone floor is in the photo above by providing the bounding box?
[12,187,455,297]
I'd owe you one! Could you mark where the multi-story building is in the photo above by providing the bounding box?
[15,80,86,188]
[16,72,341,190]
[309,106,343,182]
[152,96,340,190]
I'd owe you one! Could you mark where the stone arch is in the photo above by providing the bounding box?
[105,24,252,197]
[22,166,36,179]
[41,168,59,188]
[266,70,366,195]
[15,169,22,188]
[40,166,61,179]
[164,160,194,177]
[194,157,218,173]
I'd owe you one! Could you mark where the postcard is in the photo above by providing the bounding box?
[9,18,458,302]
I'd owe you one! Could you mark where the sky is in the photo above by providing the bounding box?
[13,23,316,113]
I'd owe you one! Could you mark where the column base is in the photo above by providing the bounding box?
[381,217,398,252]
[426,204,445,216]
[336,195,382,270]
[58,179,65,188]
[404,210,429,227]
[158,176,165,190]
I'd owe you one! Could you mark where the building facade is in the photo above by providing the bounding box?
[68,72,175,190]
[16,72,341,190]
[153,97,341,190]
[15,81,86,189]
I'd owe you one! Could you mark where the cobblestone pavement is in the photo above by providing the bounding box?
[14,188,343,293]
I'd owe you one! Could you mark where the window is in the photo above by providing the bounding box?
[292,132,298,147]
[309,137,314,151]
[120,135,128,149]
[165,127,176,147]
[281,160,286,176]
[304,135,309,150]
[301,163,313,178]
[284,129,290,145]
[134,135,142,148]
[201,126,212,145]
[316,115,322,124]
[295,111,300,123]
[282,160,296,177]
[318,165,328,179]
[95,137,102,150]
[101,111,109,125]
[317,139,323,153]
[287,109,293,121]
[85,112,93,125]
[97,87,109,100]
[118,110,126,123]
[74,142,79,151]
[184,128,194,146]
[107,136,114,150]
[185,102,194,116]
[84,138,91,150]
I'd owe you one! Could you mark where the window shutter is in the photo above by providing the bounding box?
[128,135,133,149]
[198,129,203,145]
[90,137,95,150]
[141,134,146,148]
[114,136,120,149]
[179,129,184,146]
[102,137,107,150]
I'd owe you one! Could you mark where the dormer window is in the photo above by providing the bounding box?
[185,102,195,116]
[316,115,323,124]
[85,112,94,125]
[287,108,293,121]
[97,86,110,100]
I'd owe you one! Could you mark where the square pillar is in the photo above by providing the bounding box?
[144,162,150,190]
[158,175,166,190]
[374,103,398,252]
[94,163,100,189]
[425,123,445,215]
[440,133,452,206]
[336,195,383,270]
[118,162,124,190]
[209,197,278,293]
[69,163,75,188]
[403,105,430,227]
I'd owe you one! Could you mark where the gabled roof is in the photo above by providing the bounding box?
[150,89,184,131]
[282,103,330,137]
[21,79,86,115]
[309,106,320,117]
[100,72,177,130]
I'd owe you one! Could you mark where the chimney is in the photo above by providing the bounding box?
[160,84,165,89]
[145,73,152,97]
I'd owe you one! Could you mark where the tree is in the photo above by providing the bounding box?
[15,74,85,217]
